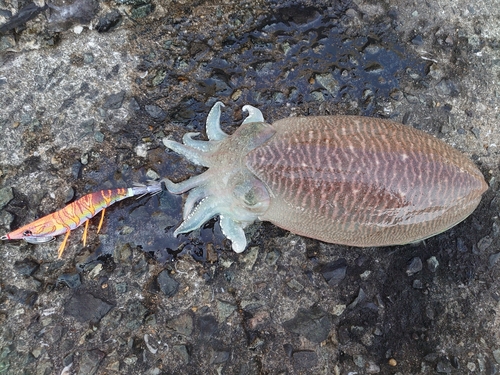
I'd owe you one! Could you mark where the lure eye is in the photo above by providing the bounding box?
[23,230,33,237]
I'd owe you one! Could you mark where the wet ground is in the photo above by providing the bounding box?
[0,0,499,374]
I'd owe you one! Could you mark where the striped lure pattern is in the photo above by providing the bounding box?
[163,102,488,253]
[1,183,161,258]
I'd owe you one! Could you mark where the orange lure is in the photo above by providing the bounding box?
[1,183,161,258]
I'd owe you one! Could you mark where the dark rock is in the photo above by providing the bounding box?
[320,258,347,286]
[489,253,500,268]
[57,273,81,289]
[5,286,38,306]
[478,236,493,252]
[292,350,318,370]
[457,237,468,252]
[283,343,293,358]
[348,288,366,309]
[0,3,47,34]
[427,256,439,272]
[406,257,423,276]
[65,293,113,323]
[102,91,125,109]
[436,357,453,373]
[14,258,40,277]
[129,97,140,112]
[211,350,230,364]
[156,270,179,297]
[173,345,190,364]
[130,4,153,19]
[77,349,106,375]
[411,35,424,45]
[125,300,148,330]
[0,186,13,209]
[145,104,167,121]
[412,279,423,289]
[166,313,193,336]
[282,305,332,343]
[197,314,218,340]
[95,9,122,33]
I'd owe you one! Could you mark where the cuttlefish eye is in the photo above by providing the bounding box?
[23,230,33,237]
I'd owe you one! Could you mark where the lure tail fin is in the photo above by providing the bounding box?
[131,180,163,199]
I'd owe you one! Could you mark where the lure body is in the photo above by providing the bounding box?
[163,102,488,253]
[1,183,161,257]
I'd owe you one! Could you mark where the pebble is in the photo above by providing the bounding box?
[478,236,493,252]
[102,91,125,109]
[427,256,439,272]
[282,306,332,343]
[173,345,190,364]
[0,186,13,209]
[320,258,347,286]
[489,253,500,268]
[145,104,167,121]
[166,312,193,336]
[95,9,122,33]
[64,293,113,323]
[14,258,40,277]
[156,270,179,298]
[406,257,423,276]
[57,273,82,289]
[292,350,318,370]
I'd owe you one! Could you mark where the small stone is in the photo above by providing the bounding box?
[315,73,339,95]
[102,91,125,109]
[157,270,179,298]
[166,313,193,336]
[282,306,332,343]
[493,348,500,364]
[388,358,397,366]
[489,253,500,268]
[130,4,152,19]
[366,361,381,373]
[411,35,424,45]
[83,53,94,64]
[77,349,106,375]
[477,236,493,252]
[242,246,259,270]
[436,358,452,373]
[65,293,113,323]
[14,258,40,277]
[406,257,423,276]
[287,279,304,292]
[457,237,468,252]
[145,105,166,121]
[173,345,190,364]
[216,300,236,321]
[95,9,122,33]
[331,304,346,316]
[0,210,13,228]
[348,288,366,309]
[211,351,230,364]
[292,350,318,370]
[0,186,13,209]
[412,279,423,289]
[320,258,347,286]
[146,169,160,180]
[354,355,366,367]
[57,273,82,289]
[427,256,439,272]
[467,362,476,371]
[94,131,105,143]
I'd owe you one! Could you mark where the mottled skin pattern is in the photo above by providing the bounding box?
[163,102,488,252]
[248,116,487,246]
